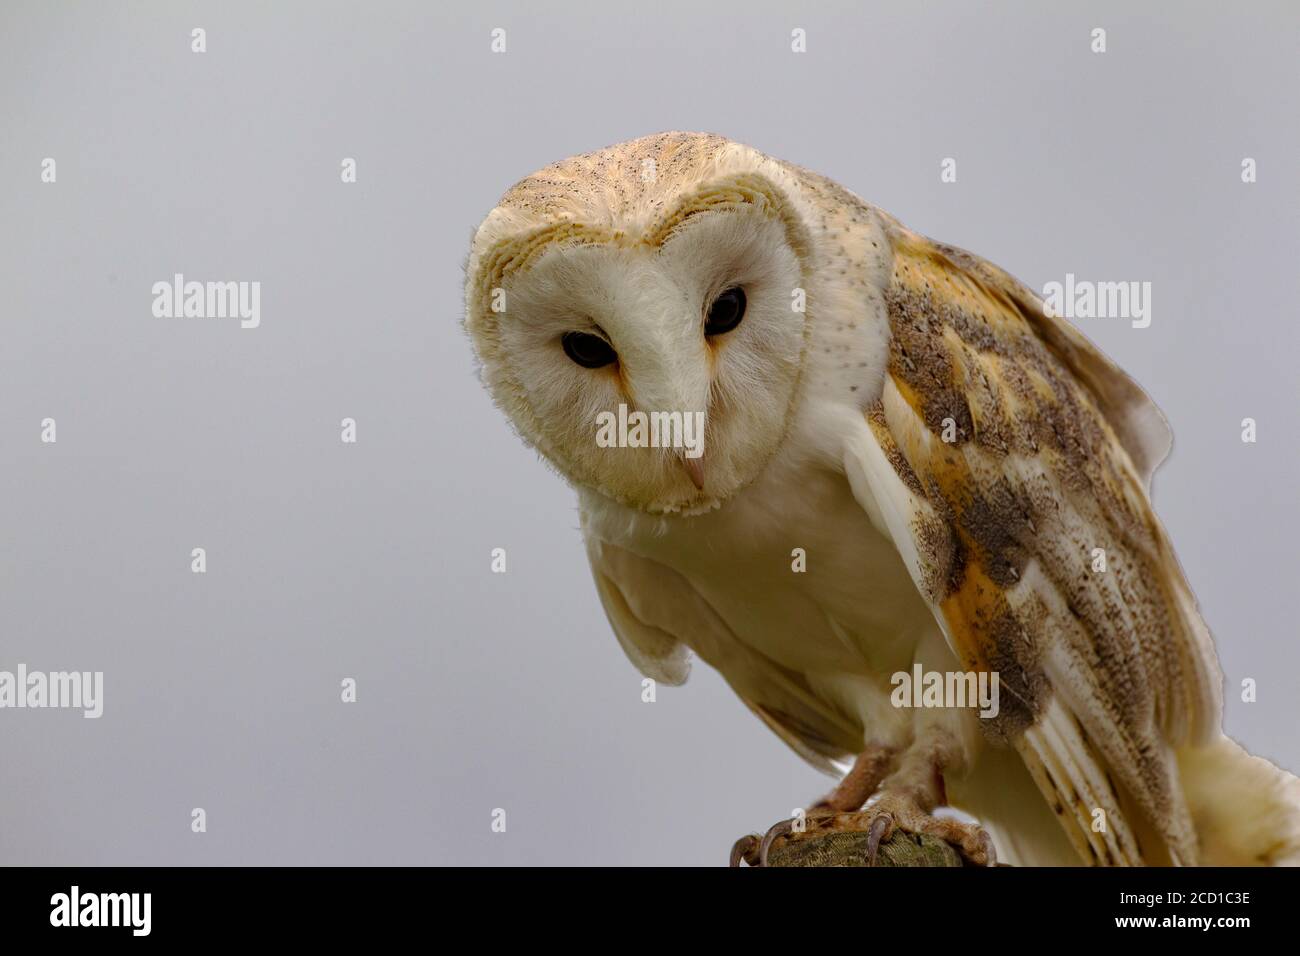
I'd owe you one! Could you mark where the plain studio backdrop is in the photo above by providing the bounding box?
[1,1,1296,865]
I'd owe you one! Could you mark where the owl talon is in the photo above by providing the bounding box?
[862,792,997,867]
[866,813,893,865]
[743,803,993,866]
[729,834,761,867]
[757,818,797,867]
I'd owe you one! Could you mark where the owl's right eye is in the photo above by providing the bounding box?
[561,331,617,369]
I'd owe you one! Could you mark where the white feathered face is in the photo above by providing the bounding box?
[469,199,809,515]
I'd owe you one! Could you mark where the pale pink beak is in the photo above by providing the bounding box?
[678,454,705,490]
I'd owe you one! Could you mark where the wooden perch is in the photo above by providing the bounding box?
[732,825,965,867]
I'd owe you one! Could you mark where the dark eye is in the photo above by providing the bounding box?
[561,331,617,369]
[705,287,746,336]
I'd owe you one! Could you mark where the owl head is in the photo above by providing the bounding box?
[464,132,823,516]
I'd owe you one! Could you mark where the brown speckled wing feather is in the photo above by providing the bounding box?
[846,223,1222,865]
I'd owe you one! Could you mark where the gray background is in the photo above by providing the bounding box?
[1,0,1296,865]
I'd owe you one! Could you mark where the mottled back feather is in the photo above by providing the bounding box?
[861,222,1224,863]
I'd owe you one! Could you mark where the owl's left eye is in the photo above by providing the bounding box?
[705,287,746,336]
[561,331,618,369]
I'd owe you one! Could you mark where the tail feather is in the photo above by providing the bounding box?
[1180,735,1300,866]
[948,744,1081,867]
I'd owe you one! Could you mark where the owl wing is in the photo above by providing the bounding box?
[583,532,862,774]
[841,222,1222,865]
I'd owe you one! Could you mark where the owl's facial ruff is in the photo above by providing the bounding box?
[467,171,814,516]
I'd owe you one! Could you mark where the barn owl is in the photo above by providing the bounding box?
[464,132,1300,866]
